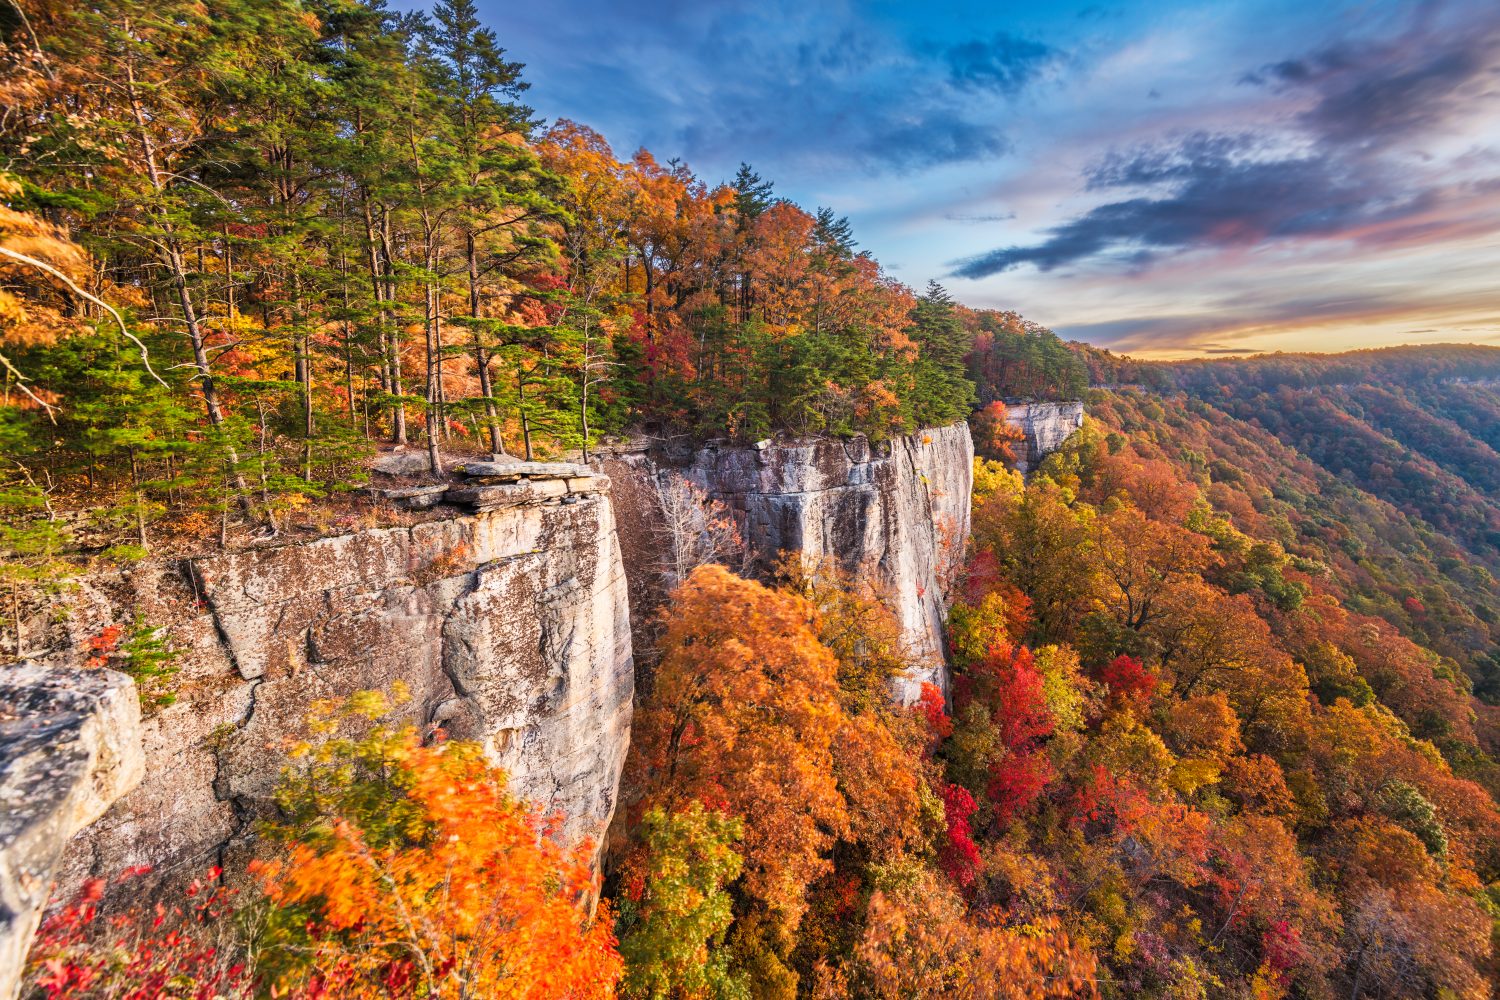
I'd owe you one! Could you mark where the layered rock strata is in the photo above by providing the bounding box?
[50,466,631,902]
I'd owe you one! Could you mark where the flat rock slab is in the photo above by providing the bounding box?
[447,480,570,510]
[459,461,591,482]
[445,474,610,512]
[366,484,448,500]
[359,484,449,510]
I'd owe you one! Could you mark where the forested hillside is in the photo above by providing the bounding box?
[0,0,974,573]
[8,1,1500,998]
[1155,346,1500,568]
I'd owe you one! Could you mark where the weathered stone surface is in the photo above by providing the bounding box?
[360,484,450,510]
[364,484,448,500]
[1006,402,1085,474]
[51,486,632,922]
[371,449,432,476]
[460,461,590,482]
[400,491,447,510]
[0,665,144,1000]
[446,479,571,510]
[602,422,973,701]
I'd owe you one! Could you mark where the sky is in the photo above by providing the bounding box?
[407,0,1500,358]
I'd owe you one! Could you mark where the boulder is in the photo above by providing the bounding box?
[371,450,432,476]
[0,665,144,1000]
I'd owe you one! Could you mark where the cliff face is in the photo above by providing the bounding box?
[602,422,973,700]
[51,475,632,894]
[3,423,980,986]
[1006,402,1085,474]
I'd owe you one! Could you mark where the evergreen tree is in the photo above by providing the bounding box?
[907,281,976,426]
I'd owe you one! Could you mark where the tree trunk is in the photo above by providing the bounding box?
[517,367,533,461]
[467,231,506,455]
[123,49,253,519]
[423,270,442,476]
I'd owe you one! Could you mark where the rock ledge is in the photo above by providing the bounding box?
[0,664,144,1000]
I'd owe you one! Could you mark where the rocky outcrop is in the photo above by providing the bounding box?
[0,665,144,1000]
[49,467,631,904]
[601,423,973,700]
[1006,402,1085,474]
[3,424,977,979]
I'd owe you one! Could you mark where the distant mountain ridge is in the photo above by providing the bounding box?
[1072,343,1500,709]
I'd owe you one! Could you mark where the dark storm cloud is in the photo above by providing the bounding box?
[945,32,1061,95]
[1241,11,1500,147]
[951,133,1420,277]
[952,2,1500,279]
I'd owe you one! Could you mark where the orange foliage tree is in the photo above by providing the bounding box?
[253,691,622,999]
[627,564,848,930]
[854,873,1096,999]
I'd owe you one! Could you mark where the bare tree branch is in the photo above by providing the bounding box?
[0,244,169,388]
[0,347,57,421]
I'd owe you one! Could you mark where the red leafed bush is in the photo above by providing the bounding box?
[1097,654,1156,712]
[26,867,249,1000]
[953,643,1057,826]
[916,682,952,749]
[987,751,1054,827]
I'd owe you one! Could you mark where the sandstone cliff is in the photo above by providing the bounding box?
[0,666,143,1000]
[1007,401,1085,474]
[600,422,974,700]
[43,472,632,900]
[0,423,984,988]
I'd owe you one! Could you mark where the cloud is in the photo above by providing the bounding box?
[860,114,1012,171]
[486,1,1047,180]
[944,211,1018,224]
[1241,9,1500,147]
[1054,284,1500,356]
[951,1,1500,280]
[951,132,1421,277]
[945,32,1060,95]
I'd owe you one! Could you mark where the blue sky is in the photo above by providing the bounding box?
[404,0,1500,357]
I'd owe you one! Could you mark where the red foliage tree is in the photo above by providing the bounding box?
[1096,654,1157,714]
[938,783,982,888]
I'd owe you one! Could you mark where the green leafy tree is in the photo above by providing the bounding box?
[618,803,748,1000]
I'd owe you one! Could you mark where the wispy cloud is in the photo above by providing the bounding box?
[944,32,1062,94]
[951,1,1500,280]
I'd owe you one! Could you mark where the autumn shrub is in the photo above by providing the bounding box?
[937,783,981,888]
[24,867,250,1000]
[252,689,622,999]
[616,803,746,1000]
